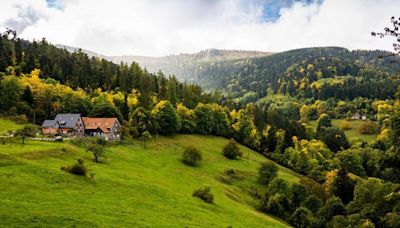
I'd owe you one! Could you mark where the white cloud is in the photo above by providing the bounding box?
[0,0,399,56]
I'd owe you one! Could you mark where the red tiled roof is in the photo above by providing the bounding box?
[82,117,118,133]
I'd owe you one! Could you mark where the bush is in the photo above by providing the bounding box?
[291,207,314,228]
[262,193,290,218]
[289,183,308,209]
[340,120,352,131]
[267,178,290,196]
[61,159,87,176]
[222,138,242,159]
[303,194,323,213]
[182,146,202,166]
[318,127,350,153]
[192,186,214,204]
[258,161,278,185]
[359,121,378,134]
[87,144,105,163]
[317,113,332,132]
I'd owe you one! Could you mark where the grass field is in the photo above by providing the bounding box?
[0,131,301,227]
[309,119,378,142]
[0,118,26,135]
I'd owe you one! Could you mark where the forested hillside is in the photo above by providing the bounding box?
[0,32,221,124]
[120,47,400,101]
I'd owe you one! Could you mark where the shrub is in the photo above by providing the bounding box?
[192,186,214,204]
[140,131,152,149]
[258,161,278,185]
[222,138,242,159]
[70,137,98,147]
[359,121,378,134]
[87,144,105,163]
[303,194,323,213]
[340,120,352,131]
[289,183,308,209]
[182,146,202,166]
[290,207,314,228]
[262,193,290,217]
[317,113,332,132]
[267,178,290,196]
[317,196,345,225]
[61,159,87,176]
[15,125,38,144]
[96,137,107,146]
[318,127,350,153]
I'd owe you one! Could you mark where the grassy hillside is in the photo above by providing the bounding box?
[0,118,25,135]
[0,132,301,227]
[309,119,378,142]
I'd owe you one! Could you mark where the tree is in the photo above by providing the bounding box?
[0,75,21,112]
[340,120,351,131]
[167,76,178,105]
[330,168,355,204]
[262,193,290,218]
[290,207,314,228]
[371,16,400,56]
[336,149,366,177]
[15,125,36,144]
[290,183,308,209]
[193,103,215,134]
[140,131,152,149]
[317,197,345,226]
[222,138,242,159]
[380,107,400,183]
[258,161,278,185]
[91,97,120,118]
[129,107,154,137]
[316,113,332,133]
[152,100,181,135]
[359,121,377,134]
[176,103,196,133]
[22,86,34,105]
[232,108,256,144]
[87,144,105,163]
[347,178,396,224]
[267,178,290,197]
[182,146,202,166]
[210,104,231,137]
[303,194,322,214]
[318,127,349,153]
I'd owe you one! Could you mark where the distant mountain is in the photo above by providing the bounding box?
[55,45,273,84]
[56,44,106,58]
[107,48,272,65]
[56,44,400,100]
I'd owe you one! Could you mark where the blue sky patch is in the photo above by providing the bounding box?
[45,0,64,10]
[261,0,320,22]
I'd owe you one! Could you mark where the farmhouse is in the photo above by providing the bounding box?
[41,114,84,136]
[82,117,121,140]
[41,114,121,140]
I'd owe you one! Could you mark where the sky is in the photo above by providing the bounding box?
[0,0,399,56]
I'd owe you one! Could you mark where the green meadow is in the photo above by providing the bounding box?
[309,119,378,142]
[0,129,301,227]
[0,118,25,135]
